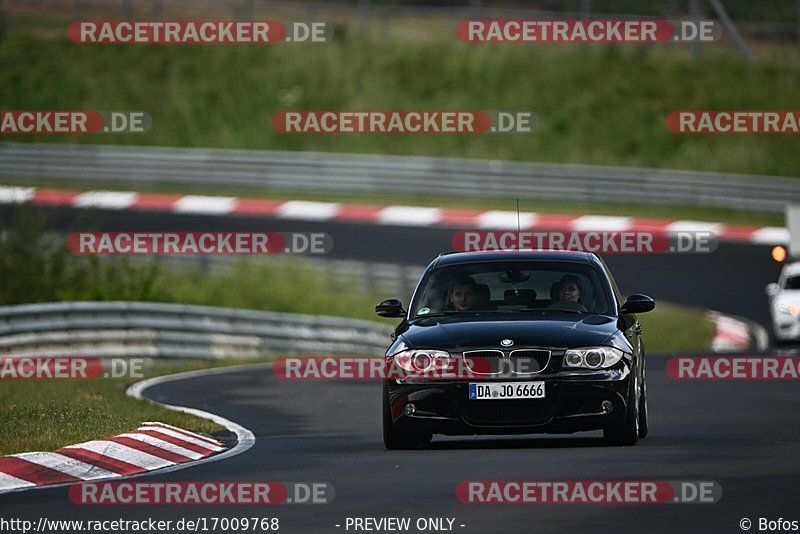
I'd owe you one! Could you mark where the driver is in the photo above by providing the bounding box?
[557,275,585,305]
[448,276,478,312]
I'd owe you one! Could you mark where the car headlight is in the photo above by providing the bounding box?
[563,347,624,369]
[777,303,800,317]
[392,349,452,373]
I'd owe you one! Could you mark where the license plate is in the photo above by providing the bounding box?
[469,382,545,400]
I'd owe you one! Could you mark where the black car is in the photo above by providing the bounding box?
[375,250,655,449]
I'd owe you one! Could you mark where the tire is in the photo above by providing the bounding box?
[603,375,639,446]
[638,374,649,439]
[382,385,431,450]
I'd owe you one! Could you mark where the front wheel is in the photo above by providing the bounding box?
[638,374,649,439]
[383,386,431,450]
[603,377,639,446]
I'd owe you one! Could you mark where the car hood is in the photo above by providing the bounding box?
[400,313,623,351]
[774,291,800,305]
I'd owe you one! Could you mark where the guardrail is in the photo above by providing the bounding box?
[0,301,393,359]
[1,142,798,213]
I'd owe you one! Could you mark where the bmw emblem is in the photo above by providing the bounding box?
[500,339,514,347]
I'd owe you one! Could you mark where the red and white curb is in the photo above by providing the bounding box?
[708,311,769,352]
[0,365,261,495]
[0,423,223,493]
[0,185,788,245]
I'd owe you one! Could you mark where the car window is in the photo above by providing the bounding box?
[411,260,612,316]
[785,276,800,290]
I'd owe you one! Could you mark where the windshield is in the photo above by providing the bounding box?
[784,275,800,290]
[410,261,612,316]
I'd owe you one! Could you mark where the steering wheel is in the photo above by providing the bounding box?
[545,300,588,313]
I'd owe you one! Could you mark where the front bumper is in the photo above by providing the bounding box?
[386,367,631,436]
[773,315,800,341]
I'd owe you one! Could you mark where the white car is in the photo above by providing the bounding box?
[766,261,800,342]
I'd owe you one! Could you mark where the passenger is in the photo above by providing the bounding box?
[557,275,585,305]
[448,276,478,312]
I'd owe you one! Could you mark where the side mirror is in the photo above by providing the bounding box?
[766,283,779,297]
[619,294,655,314]
[376,298,406,318]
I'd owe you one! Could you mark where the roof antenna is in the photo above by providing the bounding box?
[512,197,522,295]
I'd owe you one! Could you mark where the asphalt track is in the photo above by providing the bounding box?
[2,360,799,534]
[1,204,797,534]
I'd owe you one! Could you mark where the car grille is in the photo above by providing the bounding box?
[462,350,504,374]
[509,349,551,375]
[460,400,556,426]
[463,349,551,375]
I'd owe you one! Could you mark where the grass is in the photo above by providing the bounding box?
[639,302,718,354]
[0,177,786,227]
[0,358,272,456]
[0,210,385,316]
[1,28,799,177]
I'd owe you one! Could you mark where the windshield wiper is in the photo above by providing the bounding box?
[517,308,584,314]
[413,311,470,318]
